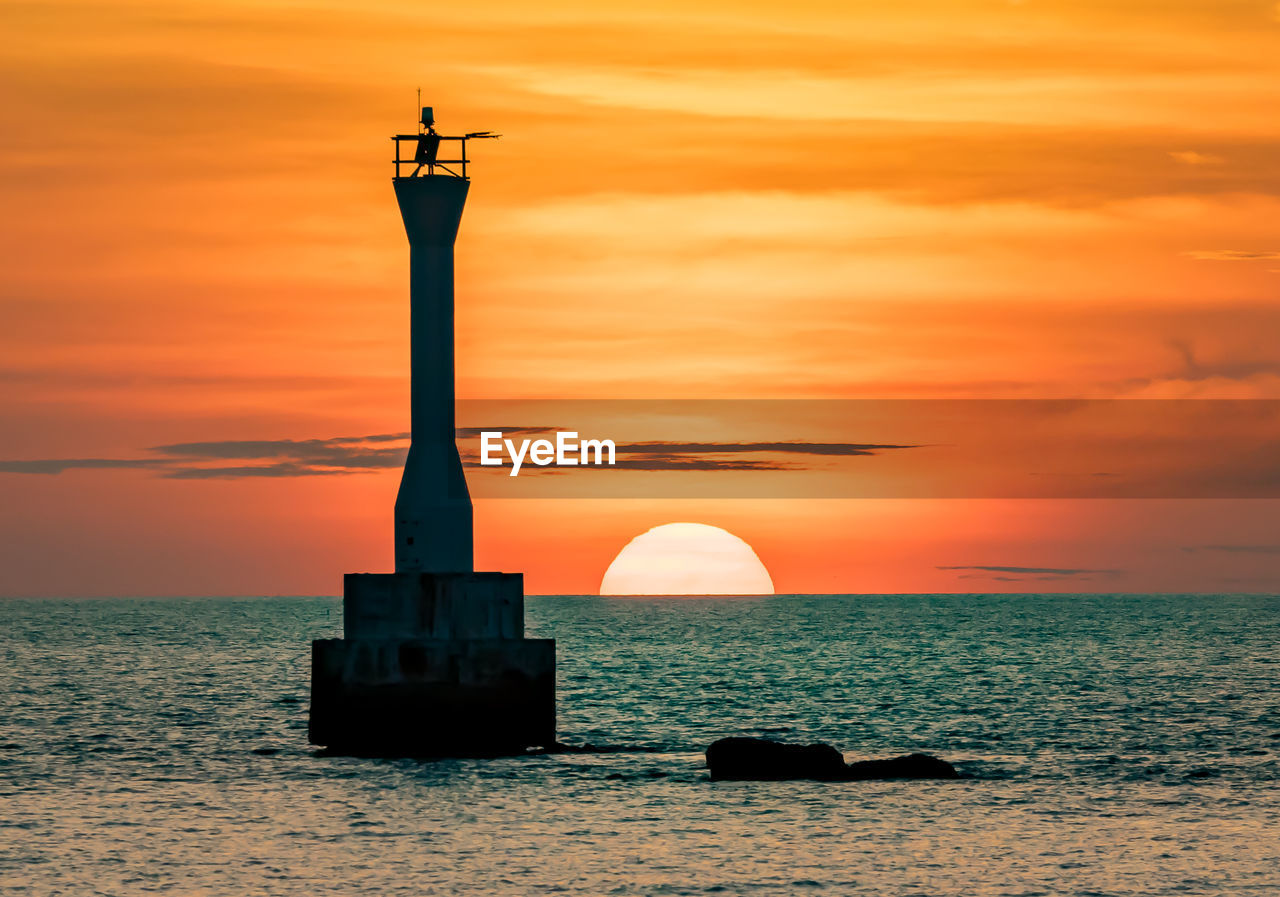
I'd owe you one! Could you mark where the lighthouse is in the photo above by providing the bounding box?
[308,107,556,756]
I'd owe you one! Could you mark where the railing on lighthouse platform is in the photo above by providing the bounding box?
[392,106,499,179]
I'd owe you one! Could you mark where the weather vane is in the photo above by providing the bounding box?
[392,101,498,179]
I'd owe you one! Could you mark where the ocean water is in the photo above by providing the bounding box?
[2,594,1279,896]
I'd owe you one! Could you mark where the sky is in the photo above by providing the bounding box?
[1,0,1278,596]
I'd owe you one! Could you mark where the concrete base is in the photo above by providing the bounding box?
[309,637,555,755]
[308,571,556,756]
[343,571,525,640]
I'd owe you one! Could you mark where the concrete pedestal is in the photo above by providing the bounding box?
[309,572,555,756]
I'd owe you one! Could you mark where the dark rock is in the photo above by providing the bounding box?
[846,752,959,780]
[706,737,960,781]
[706,737,849,781]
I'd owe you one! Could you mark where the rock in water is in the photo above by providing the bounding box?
[845,752,959,780]
[706,738,960,781]
[706,737,848,781]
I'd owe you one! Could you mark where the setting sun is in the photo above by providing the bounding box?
[599,522,775,595]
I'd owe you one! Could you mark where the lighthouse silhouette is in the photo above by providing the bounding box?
[309,107,556,755]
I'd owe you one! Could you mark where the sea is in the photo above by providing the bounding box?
[3,594,1279,896]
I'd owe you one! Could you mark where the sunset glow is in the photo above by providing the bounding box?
[2,0,1279,596]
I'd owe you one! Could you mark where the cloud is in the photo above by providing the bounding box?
[461,438,918,473]
[0,458,164,474]
[0,433,916,478]
[1185,249,1280,260]
[164,463,359,479]
[953,572,1109,582]
[1169,150,1224,166]
[469,59,1273,132]
[613,441,915,456]
[0,435,410,478]
[568,455,786,472]
[938,564,1121,577]
[455,426,550,438]
[153,436,407,470]
[1183,544,1280,554]
[1154,338,1280,385]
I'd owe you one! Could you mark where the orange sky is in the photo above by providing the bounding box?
[1,0,1278,596]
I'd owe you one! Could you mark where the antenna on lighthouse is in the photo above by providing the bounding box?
[392,102,500,179]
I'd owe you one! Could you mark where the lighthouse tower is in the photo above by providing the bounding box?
[309,108,556,755]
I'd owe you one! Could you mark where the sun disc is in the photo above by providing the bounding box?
[599,522,774,596]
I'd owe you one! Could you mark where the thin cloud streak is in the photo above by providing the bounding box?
[164,463,359,479]
[0,432,915,478]
[1185,250,1280,261]
[938,564,1121,576]
[1183,544,1280,554]
[0,458,164,474]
